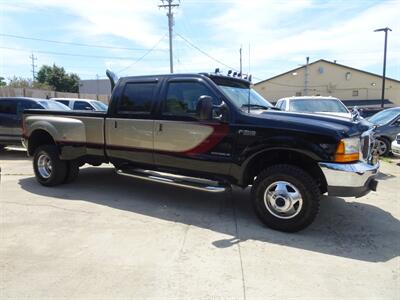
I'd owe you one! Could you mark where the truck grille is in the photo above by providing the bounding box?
[361,135,370,160]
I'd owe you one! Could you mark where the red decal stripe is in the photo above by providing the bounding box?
[183,123,229,156]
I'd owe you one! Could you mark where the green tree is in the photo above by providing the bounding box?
[0,76,6,87]
[36,64,80,93]
[7,76,53,90]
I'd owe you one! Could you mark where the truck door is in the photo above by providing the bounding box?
[105,80,158,167]
[154,78,233,177]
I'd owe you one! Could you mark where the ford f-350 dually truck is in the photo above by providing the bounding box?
[22,70,379,232]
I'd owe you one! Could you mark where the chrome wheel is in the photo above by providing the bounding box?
[376,139,388,156]
[264,181,303,219]
[37,154,52,179]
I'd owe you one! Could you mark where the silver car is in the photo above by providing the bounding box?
[51,98,108,111]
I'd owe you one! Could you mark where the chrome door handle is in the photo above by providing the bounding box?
[158,123,163,132]
[114,121,118,128]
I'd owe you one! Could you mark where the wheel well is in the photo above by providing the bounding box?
[28,130,56,156]
[377,136,390,143]
[243,150,328,194]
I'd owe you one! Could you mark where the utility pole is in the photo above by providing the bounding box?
[239,47,242,74]
[304,56,309,96]
[29,53,37,82]
[159,0,179,73]
[374,27,392,108]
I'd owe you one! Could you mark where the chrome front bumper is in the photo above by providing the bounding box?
[319,161,379,197]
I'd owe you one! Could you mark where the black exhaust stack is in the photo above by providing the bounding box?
[106,69,118,92]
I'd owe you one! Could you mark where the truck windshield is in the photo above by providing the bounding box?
[218,85,273,111]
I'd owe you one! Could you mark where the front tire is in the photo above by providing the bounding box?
[251,164,320,232]
[375,137,390,156]
[33,145,67,186]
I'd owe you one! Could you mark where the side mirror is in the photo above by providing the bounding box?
[197,95,213,120]
[197,96,229,122]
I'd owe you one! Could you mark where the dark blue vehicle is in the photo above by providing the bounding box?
[0,97,70,149]
[367,107,400,156]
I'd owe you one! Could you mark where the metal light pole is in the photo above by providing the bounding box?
[374,27,392,108]
[304,56,309,96]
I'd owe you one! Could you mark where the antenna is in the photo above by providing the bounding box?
[239,46,242,74]
[247,43,251,113]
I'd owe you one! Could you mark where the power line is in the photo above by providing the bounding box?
[0,33,168,52]
[159,0,180,73]
[175,32,239,72]
[117,33,168,73]
[0,46,161,60]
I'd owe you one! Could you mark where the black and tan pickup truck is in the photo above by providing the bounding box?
[22,70,379,232]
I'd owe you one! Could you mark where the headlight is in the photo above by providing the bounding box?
[335,137,360,162]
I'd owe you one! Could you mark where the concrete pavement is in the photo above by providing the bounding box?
[1,148,399,299]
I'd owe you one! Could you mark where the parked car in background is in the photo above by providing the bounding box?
[367,107,400,156]
[0,97,70,149]
[391,134,400,157]
[51,98,108,111]
[341,99,396,118]
[275,96,352,118]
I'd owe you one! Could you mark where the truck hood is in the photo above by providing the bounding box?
[313,111,352,118]
[249,110,372,138]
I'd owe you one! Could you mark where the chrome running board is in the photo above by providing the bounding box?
[116,168,229,193]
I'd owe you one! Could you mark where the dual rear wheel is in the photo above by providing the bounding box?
[33,145,79,186]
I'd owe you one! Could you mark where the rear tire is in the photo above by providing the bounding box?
[251,164,320,232]
[64,160,79,183]
[33,145,67,186]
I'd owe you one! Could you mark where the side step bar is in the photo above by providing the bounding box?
[116,168,229,193]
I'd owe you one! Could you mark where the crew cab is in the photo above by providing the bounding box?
[22,71,379,232]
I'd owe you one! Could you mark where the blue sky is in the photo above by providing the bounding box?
[0,0,399,82]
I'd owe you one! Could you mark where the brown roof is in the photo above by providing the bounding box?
[255,59,400,85]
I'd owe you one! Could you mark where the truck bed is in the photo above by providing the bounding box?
[23,109,107,159]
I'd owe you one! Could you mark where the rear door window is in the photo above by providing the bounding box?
[118,82,157,114]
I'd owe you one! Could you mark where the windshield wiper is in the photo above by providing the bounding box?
[241,104,280,110]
